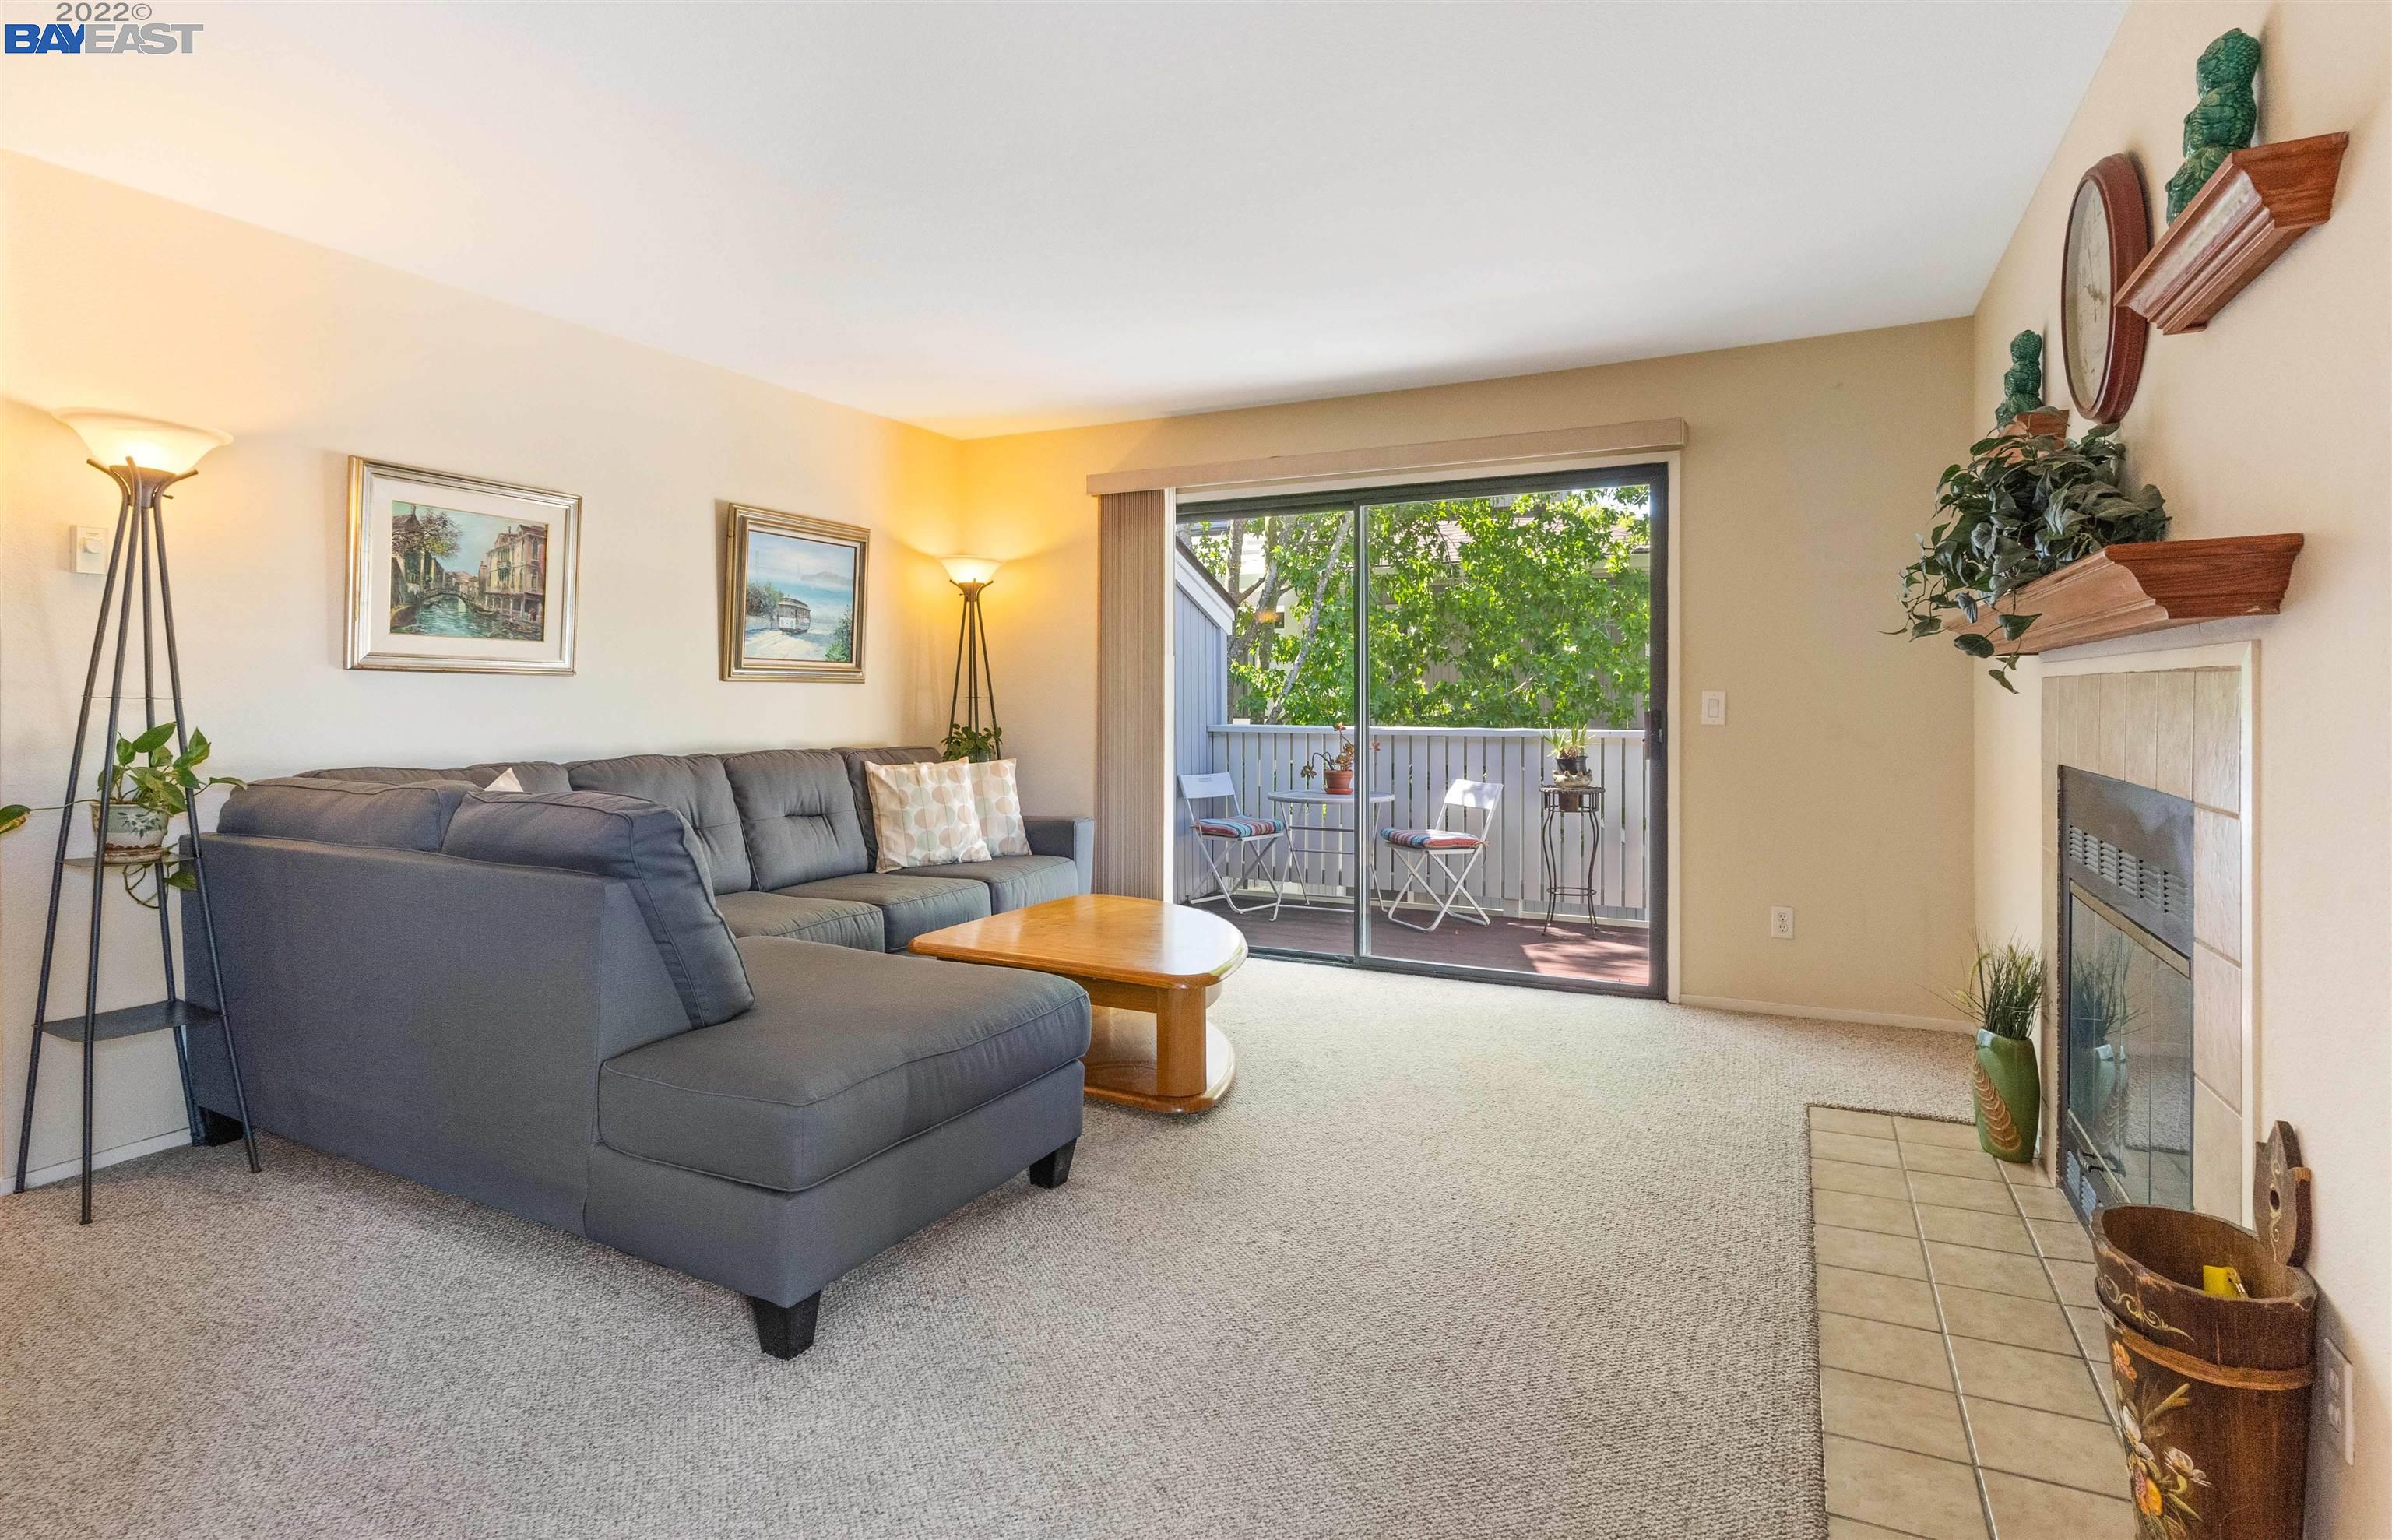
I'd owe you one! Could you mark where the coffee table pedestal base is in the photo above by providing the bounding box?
[1083,1000,1236,1114]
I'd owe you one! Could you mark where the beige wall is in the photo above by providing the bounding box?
[0,153,966,1178]
[1970,2,2391,1531]
[962,320,1978,1022]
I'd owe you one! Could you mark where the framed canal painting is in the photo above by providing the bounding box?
[346,458,580,674]
[721,504,868,682]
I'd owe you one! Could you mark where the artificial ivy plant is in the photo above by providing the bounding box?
[1896,424,2169,691]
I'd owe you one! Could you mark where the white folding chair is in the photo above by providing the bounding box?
[1178,772,1291,919]
[1377,779,1501,932]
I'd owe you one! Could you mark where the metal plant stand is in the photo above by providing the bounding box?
[1538,782,1607,936]
[12,456,261,1223]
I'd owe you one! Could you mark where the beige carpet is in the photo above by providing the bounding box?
[2,959,1968,1539]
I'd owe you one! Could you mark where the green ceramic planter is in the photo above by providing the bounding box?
[1972,1029,2039,1163]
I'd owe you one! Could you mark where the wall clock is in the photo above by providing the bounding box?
[2060,153,2151,424]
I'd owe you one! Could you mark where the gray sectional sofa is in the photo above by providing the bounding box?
[178,745,1096,1359]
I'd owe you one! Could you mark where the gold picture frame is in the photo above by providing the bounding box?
[721,504,869,682]
[346,457,580,674]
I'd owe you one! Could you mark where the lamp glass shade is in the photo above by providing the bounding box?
[941,555,1001,588]
[55,410,230,475]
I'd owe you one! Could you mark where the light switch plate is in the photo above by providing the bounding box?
[1701,691,1727,725]
[2320,1334,2354,1463]
[71,525,109,575]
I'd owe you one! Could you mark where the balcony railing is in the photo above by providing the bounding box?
[1181,724,1650,922]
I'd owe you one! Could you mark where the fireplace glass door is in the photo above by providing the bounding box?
[2062,888,2194,1212]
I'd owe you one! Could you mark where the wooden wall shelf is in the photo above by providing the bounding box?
[2119,133,2348,335]
[1957,534,2304,655]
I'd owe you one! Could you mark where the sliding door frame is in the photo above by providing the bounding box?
[1180,458,1671,1000]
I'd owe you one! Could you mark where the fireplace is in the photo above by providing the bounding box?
[2056,767,2197,1222]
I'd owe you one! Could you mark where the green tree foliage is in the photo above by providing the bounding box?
[1181,487,1651,730]
[391,508,459,586]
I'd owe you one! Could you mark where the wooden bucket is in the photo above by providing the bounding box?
[2091,1127,2317,1540]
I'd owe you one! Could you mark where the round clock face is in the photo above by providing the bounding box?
[2057,154,2150,424]
[2063,179,2111,408]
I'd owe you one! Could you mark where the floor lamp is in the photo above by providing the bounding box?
[12,411,262,1223]
[942,557,1002,754]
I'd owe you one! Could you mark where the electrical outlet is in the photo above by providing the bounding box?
[2321,1334,2354,1463]
[70,525,109,575]
[1769,905,1796,940]
[1701,691,1727,726]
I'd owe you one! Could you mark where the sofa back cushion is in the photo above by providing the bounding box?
[838,747,941,869]
[566,753,752,896]
[218,777,475,851]
[441,789,754,1028]
[301,762,572,793]
[719,749,868,889]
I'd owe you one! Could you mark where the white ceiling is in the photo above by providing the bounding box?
[0,1,2124,438]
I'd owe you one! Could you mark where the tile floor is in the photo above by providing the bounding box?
[1810,1106,2135,1540]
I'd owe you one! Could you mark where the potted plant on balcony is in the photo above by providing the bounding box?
[1938,939,2043,1162]
[1895,424,2169,692]
[1298,726,1375,796]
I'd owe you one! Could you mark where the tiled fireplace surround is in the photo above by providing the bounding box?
[2038,645,2253,1225]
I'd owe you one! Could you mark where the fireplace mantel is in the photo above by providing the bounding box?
[1956,534,2302,656]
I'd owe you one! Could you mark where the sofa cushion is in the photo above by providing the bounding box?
[920,854,1081,913]
[714,890,885,952]
[301,762,571,793]
[838,747,940,869]
[864,758,992,872]
[568,753,752,897]
[218,777,473,851]
[720,749,869,888]
[776,872,990,951]
[442,789,754,1028]
[597,936,1089,1192]
[963,758,1033,856]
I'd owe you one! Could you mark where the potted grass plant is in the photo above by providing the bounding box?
[1940,939,2043,1162]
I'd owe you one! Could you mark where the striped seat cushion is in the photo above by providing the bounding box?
[1194,816,1284,839]
[1378,827,1483,850]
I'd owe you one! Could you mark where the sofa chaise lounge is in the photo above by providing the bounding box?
[179,745,1095,1359]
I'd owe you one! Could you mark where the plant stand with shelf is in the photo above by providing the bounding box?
[12,459,261,1223]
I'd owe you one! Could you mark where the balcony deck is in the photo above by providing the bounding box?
[1215,901,1652,987]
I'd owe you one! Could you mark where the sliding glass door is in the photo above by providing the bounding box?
[1173,501,1360,955]
[1173,465,1666,996]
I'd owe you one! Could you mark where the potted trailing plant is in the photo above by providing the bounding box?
[1939,939,2043,1162]
[940,724,1002,763]
[1896,424,2169,691]
[0,723,240,909]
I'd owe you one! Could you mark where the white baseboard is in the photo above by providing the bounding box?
[14,1126,192,1194]
[1679,994,1972,1035]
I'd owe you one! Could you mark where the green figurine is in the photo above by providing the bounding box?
[1995,330,2045,426]
[2166,28,2261,220]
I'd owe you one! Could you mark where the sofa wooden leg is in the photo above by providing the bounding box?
[1029,1137,1076,1190]
[749,1291,821,1359]
[197,1109,248,1148]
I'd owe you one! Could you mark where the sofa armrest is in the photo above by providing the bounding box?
[1023,815,1093,893]
[179,832,690,1230]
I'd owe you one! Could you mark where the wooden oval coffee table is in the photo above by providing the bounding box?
[908,894,1245,1113]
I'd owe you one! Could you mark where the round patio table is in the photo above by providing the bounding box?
[1265,789,1395,893]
